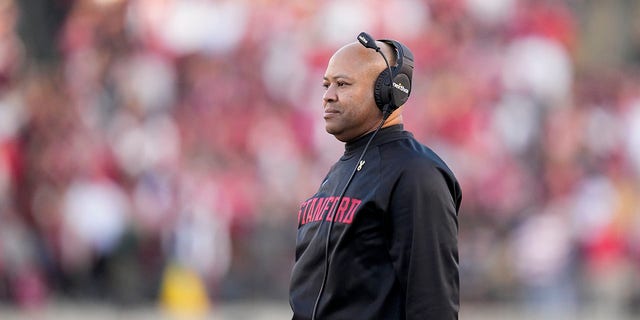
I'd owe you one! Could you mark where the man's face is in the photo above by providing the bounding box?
[322,44,383,142]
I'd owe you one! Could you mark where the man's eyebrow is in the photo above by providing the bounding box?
[323,74,354,81]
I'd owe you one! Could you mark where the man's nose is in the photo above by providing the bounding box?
[323,84,337,103]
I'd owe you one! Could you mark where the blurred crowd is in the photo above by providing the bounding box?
[0,0,639,316]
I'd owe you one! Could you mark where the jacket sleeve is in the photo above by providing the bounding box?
[386,162,461,319]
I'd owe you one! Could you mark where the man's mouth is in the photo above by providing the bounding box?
[324,107,340,119]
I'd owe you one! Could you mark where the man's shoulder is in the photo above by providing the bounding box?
[380,135,443,164]
[380,135,457,179]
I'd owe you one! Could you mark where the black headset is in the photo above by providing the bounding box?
[358,32,415,116]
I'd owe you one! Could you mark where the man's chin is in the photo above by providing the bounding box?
[326,128,353,142]
[325,125,343,141]
[324,123,337,134]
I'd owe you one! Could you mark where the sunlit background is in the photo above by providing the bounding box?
[1,0,639,319]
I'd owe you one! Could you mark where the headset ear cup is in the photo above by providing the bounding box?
[391,73,411,108]
[373,69,392,111]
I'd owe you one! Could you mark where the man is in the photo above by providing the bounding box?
[289,33,462,320]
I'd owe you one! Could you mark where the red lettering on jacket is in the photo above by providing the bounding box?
[312,198,327,222]
[320,197,333,222]
[343,199,362,224]
[306,198,317,225]
[335,197,351,222]
[297,196,362,226]
[298,199,310,226]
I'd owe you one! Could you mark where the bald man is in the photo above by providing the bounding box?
[289,35,461,320]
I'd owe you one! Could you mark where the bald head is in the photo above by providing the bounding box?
[329,41,397,80]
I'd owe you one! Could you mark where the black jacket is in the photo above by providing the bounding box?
[290,124,462,319]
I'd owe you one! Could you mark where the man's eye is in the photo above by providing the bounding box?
[337,81,347,87]
[322,83,329,89]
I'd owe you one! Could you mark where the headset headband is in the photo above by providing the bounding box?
[379,39,414,85]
